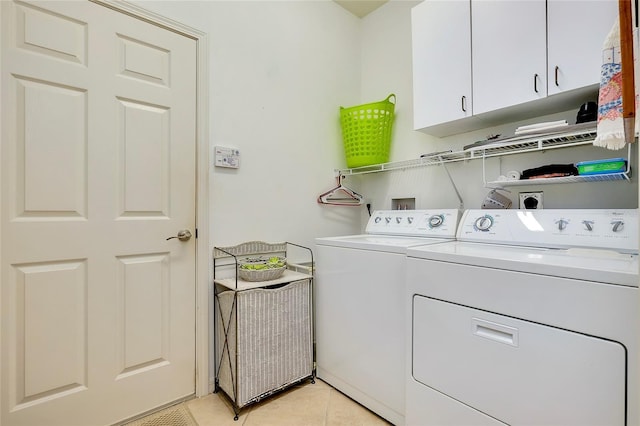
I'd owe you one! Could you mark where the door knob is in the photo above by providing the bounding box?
[166,229,192,241]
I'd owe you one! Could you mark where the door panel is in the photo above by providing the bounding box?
[13,260,88,403]
[117,34,170,86]
[16,77,88,218]
[16,2,88,65]
[1,1,197,425]
[117,98,170,217]
[116,253,170,377]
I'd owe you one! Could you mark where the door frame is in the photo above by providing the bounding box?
[91,0,211,398]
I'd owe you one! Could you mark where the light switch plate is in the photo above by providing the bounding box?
[215,146,240,168]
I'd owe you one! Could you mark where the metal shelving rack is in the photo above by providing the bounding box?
[337,124,632,188]
[212,241,315,420]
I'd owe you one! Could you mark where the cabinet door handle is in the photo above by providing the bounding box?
[555,66,559,86]
[534,73,539,93]
[461,95,467,112]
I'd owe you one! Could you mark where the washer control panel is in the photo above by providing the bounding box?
[458,209,638,253]
[366,209,460,238]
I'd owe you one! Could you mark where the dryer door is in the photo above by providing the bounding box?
[412,296,626,426]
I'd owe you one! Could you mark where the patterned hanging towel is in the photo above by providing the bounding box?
[635,26,640,137]
[594,20,627,150]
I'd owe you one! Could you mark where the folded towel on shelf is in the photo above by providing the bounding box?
[594,20,626,150]
[514,120,568,135]
[520,164,579,180]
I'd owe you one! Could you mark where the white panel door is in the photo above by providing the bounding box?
[1,1,197,425]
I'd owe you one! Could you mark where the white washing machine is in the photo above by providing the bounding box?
[315,209,460,426]
[405,209,639,426]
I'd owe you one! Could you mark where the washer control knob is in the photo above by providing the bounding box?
[385,216,391,224]
[556,219,568,231]
[428,215,444,228]
[374,216,382,223]
[474,215,493,232]
[396,216,402,224]
[407,217,414,224]
[582,220,594,231]
[612,220,625,232]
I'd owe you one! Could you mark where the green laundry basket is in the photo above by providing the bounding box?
[340,94,396,168]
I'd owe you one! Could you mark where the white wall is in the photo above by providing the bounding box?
[357,0,638,216]
[132,0,366,254]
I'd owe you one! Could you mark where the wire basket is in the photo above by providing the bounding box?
[238,265,286,282]
[238,256,287,282]
[340,94,396,168]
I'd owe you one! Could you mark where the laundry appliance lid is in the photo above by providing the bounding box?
[315,234,454,254]
[407,240,638,287]
[315,209,460,253]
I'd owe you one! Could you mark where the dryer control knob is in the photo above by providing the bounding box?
[556,219,568,231]
[582,220,594,231]
[474,215,493,232]
[428,215,444,228]
[612,220,625,232]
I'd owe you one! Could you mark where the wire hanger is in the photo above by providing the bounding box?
[317,173,364,206]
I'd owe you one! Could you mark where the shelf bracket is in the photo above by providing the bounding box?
[439,155,465,210]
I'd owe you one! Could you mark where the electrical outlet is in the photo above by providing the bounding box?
[519,192,543,209]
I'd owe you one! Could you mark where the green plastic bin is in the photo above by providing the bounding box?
[340,94,395,168]
[576,158,627,175]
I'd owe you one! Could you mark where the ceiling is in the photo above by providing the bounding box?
[334,0,389,18]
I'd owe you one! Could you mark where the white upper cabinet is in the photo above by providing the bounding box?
[471,0,547,115]
[547,0,618,96]
[411,0,473,131]
[412,0,617,137]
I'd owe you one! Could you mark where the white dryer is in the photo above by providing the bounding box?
[315,209,460,426]
[406,209,639,426]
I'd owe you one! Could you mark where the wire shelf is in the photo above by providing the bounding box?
[339,150,469,176]
[337,124,633,189]
[338,125,599,176]
[486,171,631,187]
[471,128,598,159]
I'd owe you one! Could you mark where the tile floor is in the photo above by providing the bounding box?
[185,378,392,426]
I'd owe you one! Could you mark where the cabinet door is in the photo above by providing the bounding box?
[472,0,547,115]
[412,0,471,130]
[547,0,618,96]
